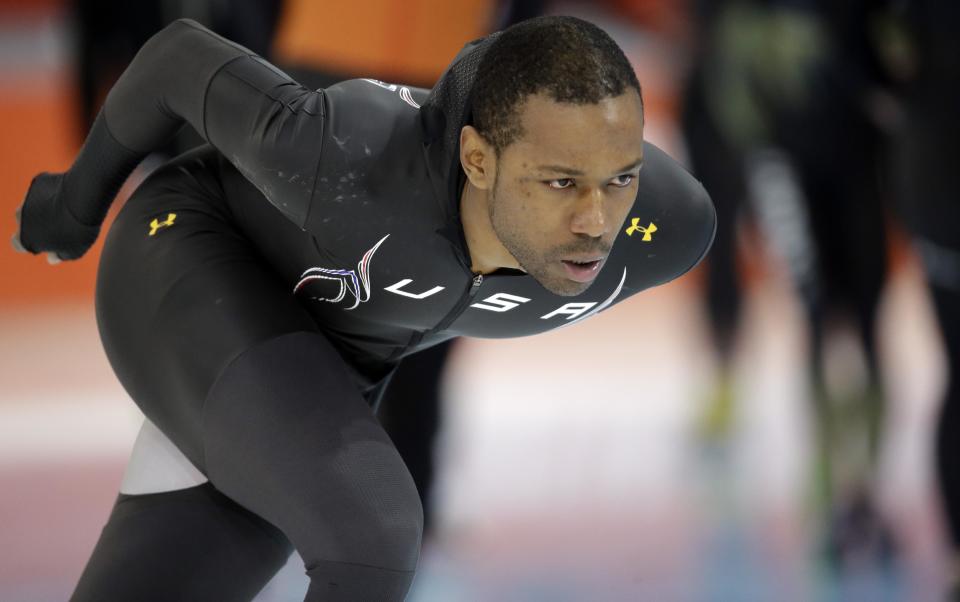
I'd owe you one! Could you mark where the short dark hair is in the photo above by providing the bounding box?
[471,16,642,153]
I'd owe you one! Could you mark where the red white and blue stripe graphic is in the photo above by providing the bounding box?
[294,234,390,310]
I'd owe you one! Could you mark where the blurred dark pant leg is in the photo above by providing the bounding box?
[682,72,747,358]
[801,124,887,384]
[933,284,960,546]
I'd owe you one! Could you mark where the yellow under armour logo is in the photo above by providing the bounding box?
[625,218,657,241]
[148,213,177,236]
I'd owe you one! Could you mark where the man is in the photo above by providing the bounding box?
[13,16,715,601]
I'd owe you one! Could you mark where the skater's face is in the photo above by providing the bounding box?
[462,91,644,296]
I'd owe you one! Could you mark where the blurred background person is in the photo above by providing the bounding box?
[681,0,898,568]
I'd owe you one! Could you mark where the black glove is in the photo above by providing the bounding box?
[13,171,101,263]
[12,109,145,263]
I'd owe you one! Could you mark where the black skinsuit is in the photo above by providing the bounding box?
[16,20,715,602]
